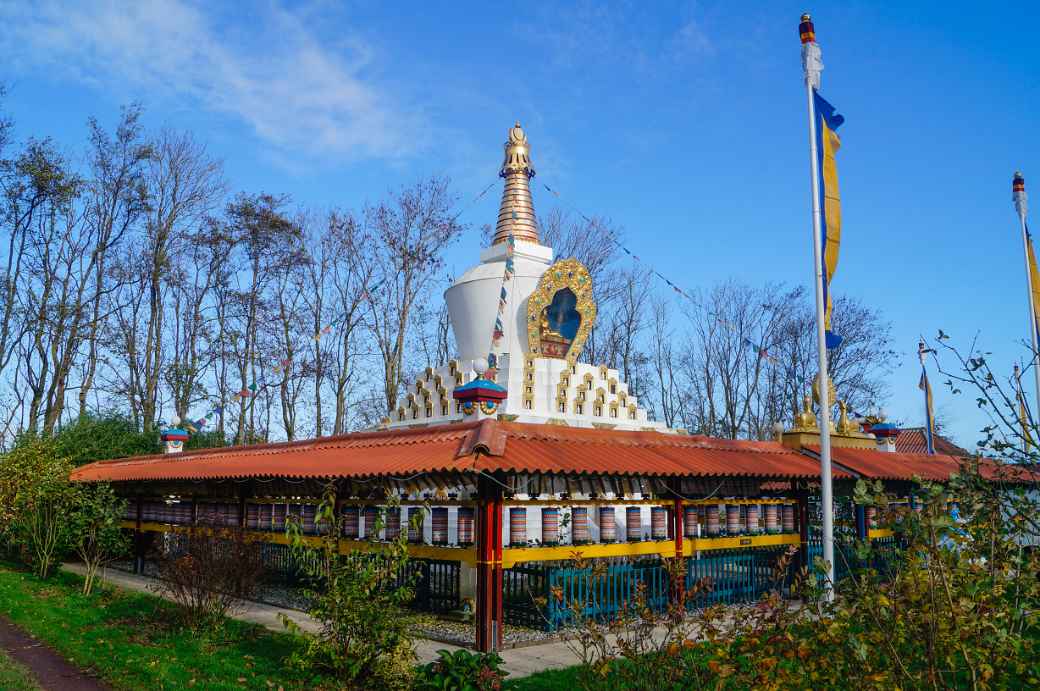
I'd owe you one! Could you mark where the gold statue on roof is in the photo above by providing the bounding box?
[793,393,816,431]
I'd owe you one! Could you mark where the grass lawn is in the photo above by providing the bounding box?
[504,663,582,690]
[0,561,337,690]
[0,649,40,691]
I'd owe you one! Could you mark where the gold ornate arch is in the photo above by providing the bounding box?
[526,258,596,364]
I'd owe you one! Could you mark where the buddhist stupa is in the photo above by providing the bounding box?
[387,122,668,432]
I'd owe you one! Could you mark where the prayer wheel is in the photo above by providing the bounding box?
[457,506,475,545]
[706,504,720,536]
[746,504,760,534]
[259,504,272,530]
[302,504,317,534]
[651,506,668,540]
[684,506,698,537]
[407,506,423,543]
[431,507,449,545]
[509,507,527,546]
[726,504,741,535]
[341,506,360,538]
[541,507,560,544]
[363,506,379,539]
[599,506,617,542]
[272,504,286,531]
[626,506,642,542]
[246,504,259,529]
[765,504,779,534]
[385,508,402,540]
[571,507,590,543]
[782,504,795,533]
[866,506,877,529]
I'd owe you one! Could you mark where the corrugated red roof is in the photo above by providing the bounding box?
[807,445,1039,485]
[811,445,965,482]
[487,423,848,479]
[70,423,481,483]
[71,420,849,483]
[894,427,968,456]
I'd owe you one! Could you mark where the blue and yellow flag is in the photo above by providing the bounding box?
[918,364,936,455]
[814,90,844,349]
[1026,224,1040,344]
[1015,364,1034,452]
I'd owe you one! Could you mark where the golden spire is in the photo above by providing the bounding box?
[492,121,539,246]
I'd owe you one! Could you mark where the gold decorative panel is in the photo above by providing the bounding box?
[526,258,596,363]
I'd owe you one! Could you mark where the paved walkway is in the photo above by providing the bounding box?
[0,615,109,690]
[62,564,587,678]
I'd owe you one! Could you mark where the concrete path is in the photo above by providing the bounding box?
[62,564,588,677]
[0,615,110,691]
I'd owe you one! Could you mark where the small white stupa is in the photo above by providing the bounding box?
[386,122,668,432]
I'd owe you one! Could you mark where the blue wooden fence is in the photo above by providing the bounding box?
[509,539,905,631]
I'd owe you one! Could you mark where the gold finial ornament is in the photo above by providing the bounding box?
[835,400,852,434]
[793,393,816,430]
[492,121,539,246]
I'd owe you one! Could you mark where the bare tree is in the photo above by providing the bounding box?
[320,211,375,434]
[365,177,464,414]
[78,107,152,421]
[219,193,302,444]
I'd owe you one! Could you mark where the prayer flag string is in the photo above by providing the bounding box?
[541,181,788,366]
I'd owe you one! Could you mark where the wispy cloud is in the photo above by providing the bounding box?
[514,1,715,73]
[0,0,421,161]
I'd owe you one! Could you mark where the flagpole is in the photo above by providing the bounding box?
[1013,172,1040,418]
[800,13,835,600]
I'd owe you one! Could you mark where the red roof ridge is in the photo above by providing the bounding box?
[456,419,508,458]
[496,421,793,453]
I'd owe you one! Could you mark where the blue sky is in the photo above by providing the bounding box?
[1,1,1038,448]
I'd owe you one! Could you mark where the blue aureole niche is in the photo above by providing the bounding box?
[544,288,581,341]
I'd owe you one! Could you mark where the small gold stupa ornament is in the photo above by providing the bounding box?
[792,393,816,431]
[835,400,854,435]
[492,122,539,246]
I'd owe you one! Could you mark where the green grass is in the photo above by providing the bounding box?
[0,561,336,690]
[505,663,583,690]
[0,649,40,691]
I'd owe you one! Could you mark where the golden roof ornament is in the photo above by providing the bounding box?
[793,393,816,431]
[492,121,540,246]
[835,400,853,435]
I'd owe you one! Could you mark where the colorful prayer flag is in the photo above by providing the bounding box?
[1015,364,1034,452]
[1025,224,1040,344]
[813,90,845,349]
[918,365,936,455]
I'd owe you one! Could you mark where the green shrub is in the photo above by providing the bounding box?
[416,649,508,691]
[280,485,421,689]
[48,413,159,465]
[69,483,128,595]
[0,439,78,578]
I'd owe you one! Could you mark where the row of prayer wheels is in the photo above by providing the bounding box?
[133,500,799,547]
[506,503,799,547]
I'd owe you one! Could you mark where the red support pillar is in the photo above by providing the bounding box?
[475,476,503,652]
[492,491,504,651]
[672,497,684,559]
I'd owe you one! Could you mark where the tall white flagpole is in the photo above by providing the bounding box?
[1013,172,1040,419]
[800,12,835,600]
